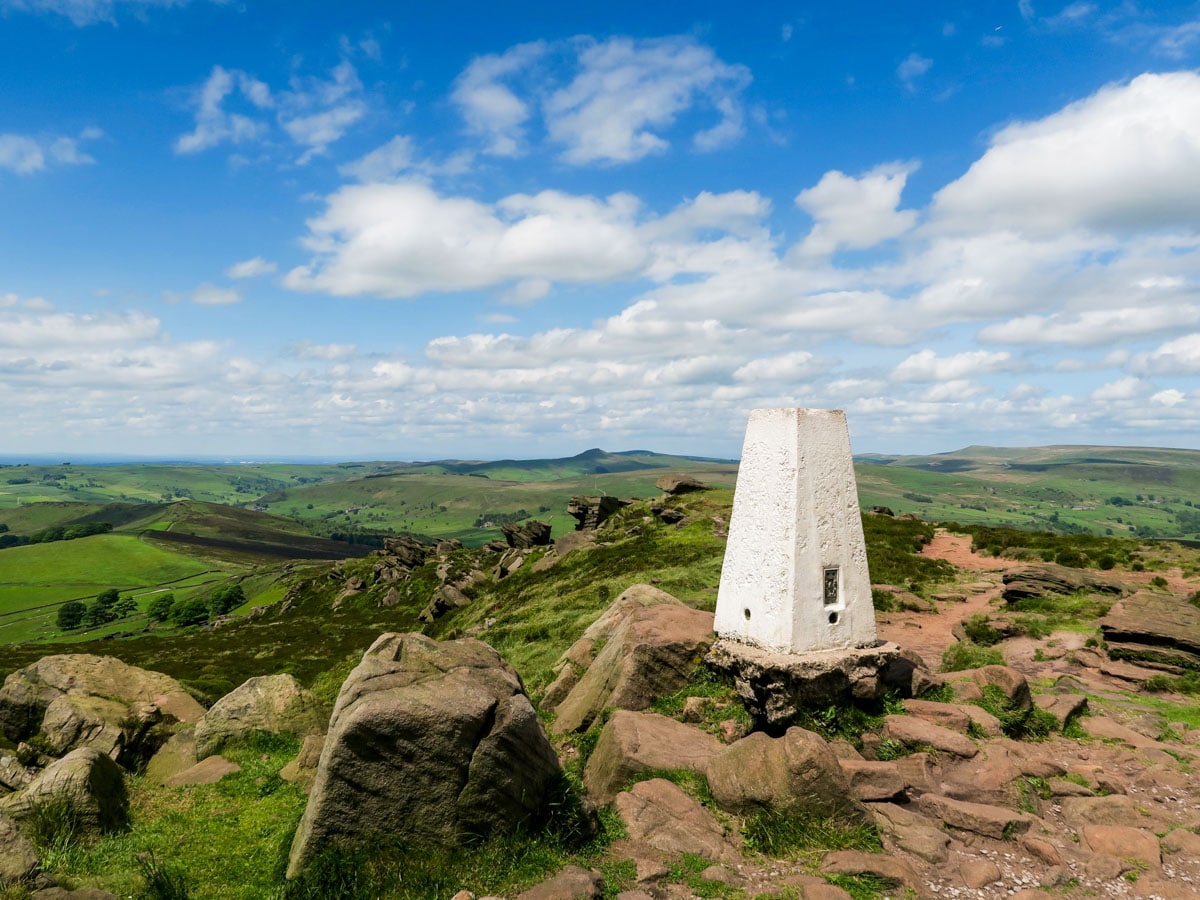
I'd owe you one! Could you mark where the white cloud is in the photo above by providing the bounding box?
[0,129,100,174]
[226,257,277,279]
[0,0,218,26]
[931,72,1200,234]
[173,283,240,305]
[897,53,932,90]
[794,163,918,257]
[1154,20,1200,59]
[285,181,649,297]
[289,341,357,360]
[451,42,546,157]
[979,303,1200,345]
[544,36,751,164]
[339,135,415,181]
[279,61,366,164]
[1090,376,1146,400]
[892,349,1015,382]
[174,66,272,155]
[732,351,831,383]
[1131,333,1200,374]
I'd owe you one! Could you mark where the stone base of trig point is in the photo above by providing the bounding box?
[706,638,923,730]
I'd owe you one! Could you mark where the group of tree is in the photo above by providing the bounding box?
[56,588,138,631]
[147,583,246,627]
[57,582,247,632]
[1,521,112,550]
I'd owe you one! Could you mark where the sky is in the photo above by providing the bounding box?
[3,1,1200,461]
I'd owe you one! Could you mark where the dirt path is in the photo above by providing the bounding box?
[876,531,1023,670]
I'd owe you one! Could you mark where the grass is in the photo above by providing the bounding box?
[741,809,882,858]
[941,641,1005,672]
[974,685,1059,740]
[1006,590,1115,638]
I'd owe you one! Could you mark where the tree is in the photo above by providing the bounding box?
[57,600,86,631]
[147,593,175,622]
[112,595,139,618]
[208,584,246,618]
[83,588,120,627]
[169,597,209,627]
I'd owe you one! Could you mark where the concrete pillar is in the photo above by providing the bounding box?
[714,408,876,654]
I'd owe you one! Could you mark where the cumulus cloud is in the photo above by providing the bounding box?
[979,303,1200,345]
[891,349,1016,382]
[931,71,1200,234]
[289,340,357,360]
[794,163,918,257]
[226,257,277,279]
[1130,333,1200,374]
[284,181,648,297]
[279,60,366,164]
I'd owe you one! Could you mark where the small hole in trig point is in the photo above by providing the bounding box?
[743,608,751,621]
[828,612,839,625]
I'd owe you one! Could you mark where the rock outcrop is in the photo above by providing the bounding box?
[194,674,326,759]
[583,710,722,804]
[286,633,562,878]
[0,655,204,768]
[547,585,715,734]
[1100,589,1200,669]
[567,496,623,531]
[654,474,707,495]
[1001,565,1122,603]
[501,520,552,549]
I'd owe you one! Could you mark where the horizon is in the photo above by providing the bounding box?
[3,1,1200,458]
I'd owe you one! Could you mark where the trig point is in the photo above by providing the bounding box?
[708,408,915,725]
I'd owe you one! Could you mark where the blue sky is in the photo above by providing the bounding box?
[3,0,1200,460]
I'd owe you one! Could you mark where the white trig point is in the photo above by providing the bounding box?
[714,408,876,654]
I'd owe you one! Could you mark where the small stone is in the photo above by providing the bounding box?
[700,865,742,885]
[960,859,1001,888]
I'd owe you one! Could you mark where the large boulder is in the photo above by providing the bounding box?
[1,747,128,835]
[193,674,326,760]
[286,633,562,878]
[614,778,734,862]
[583,710,723,804]
[567,496,623,531]
[0,655,204,768]
[1101,590,1200,669]
[549,586,715,734]
[706,727,868,823]
[655,474,708,495]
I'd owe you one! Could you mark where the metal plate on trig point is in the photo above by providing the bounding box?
[823,567,839,606]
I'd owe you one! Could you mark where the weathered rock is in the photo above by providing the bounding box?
[960,859,1001,888]
[30,890,120,900]
[707,727,867,823]
[869,802,950,864]
[279,733,325,794]
[614,779,732,862]
[1021,836,1063,866]
[0,809,38,885]
[286,633,562,878]
[902,699,972,733]
[1033,693,1087,729]
[419,584,474,622]
[705,640,914,727]
[551,586,714,734]
[381,535,432,569]
[818,851,922,892]
[1002,564,1123,603]
[567,496,623,531]
[655,474,707,495]
[917,794,1032,840]
[950,665,1032,708]
[1162,826,1200,855]
[501,520,552,549]
[837,759,907,801]
[1,747,128,835]
[516,865,604,900]
[143,729,198,785]
[882,715,978,758]
[1083,825,1161,867]
[164,755,241,787]
[1100,590,1200,669]
[582,711,722,805]
[194,675,326,760]
[0,655,204,768]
